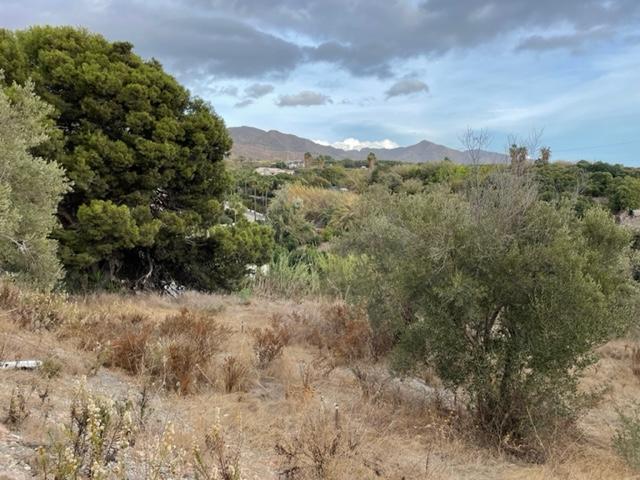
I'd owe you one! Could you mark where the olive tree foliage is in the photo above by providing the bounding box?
[0,26,273,290]
[341,171,638,447]
[0,77,69,289]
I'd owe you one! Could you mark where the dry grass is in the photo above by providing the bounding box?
[0,285,637,479]
[221,356,251,393]
[289,303,374,364]
[632,345,640,379]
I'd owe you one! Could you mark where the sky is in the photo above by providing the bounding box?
[2,0,640,164]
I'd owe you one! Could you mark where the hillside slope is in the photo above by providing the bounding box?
[0,288,634,479]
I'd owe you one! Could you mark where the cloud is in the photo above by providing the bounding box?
[276,91,332,107]
[516,28,613,52]
[244,83,274,98]
[191,0,640,77]
[385,79,429,99]
[3,0,305,79]
[314,138,399,151]
[234,99,254,108]
[6,0,640,80]
[212,85,239,96]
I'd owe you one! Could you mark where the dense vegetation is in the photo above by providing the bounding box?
[0,26,272,291]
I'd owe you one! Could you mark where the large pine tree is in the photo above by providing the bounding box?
[0,26,272,290]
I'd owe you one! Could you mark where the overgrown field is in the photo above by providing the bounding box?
[0,282,638,479]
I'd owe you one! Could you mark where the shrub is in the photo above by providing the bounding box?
[36,380,137,478]
[342,172,638,452]
[221,356,250,393]
[159,308,232,362]
[275,402,361,479]
[0,279,69,330]
[193,412,243,480]
[297,303,373,364]
[614,403,640,471]
[6,386,30,428]
[63,306,232,394]
[632,346,640,379]
[150,309,232,393]
[110,323,153,374]
[251,319,290,368]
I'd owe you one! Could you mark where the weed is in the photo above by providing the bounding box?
[632,346,640,379]
[193,410,243,480]
[221,356,250,393]
[6,386,30,428]
[237,288,252,306]
[614,402,640,471]
[251,319,290,368]
[350,366,388,403]
[36,379,136,478]
[110,323,153,374]
[0,279,68,330]
[275,401,361,479]
[40,356,63,379]
[139,423,186,480]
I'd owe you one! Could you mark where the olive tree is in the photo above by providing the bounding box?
[0,78,68,289]
[342,171,637,450]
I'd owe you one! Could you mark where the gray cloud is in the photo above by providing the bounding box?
[212,85,239,96]
[4,0,640,79]
[385,79,429,99]
[2,0,304,79]
[276,91,332,107]
[516,28,612,52]
[245,83,274,98]
[234,99,254,108]
[195,0,640,77]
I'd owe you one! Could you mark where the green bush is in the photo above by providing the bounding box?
[614,403,640,471]
[341,172,638,452]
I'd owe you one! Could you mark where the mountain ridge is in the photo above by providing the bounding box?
[228,126,508,164]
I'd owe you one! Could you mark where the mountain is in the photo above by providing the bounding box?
[228,126,507,164]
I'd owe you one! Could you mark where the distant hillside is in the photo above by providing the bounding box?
[228,126,507,164]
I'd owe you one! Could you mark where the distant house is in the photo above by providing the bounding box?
[254,167,294,176]
[287,160,304,169]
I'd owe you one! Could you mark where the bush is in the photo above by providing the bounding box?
[63,306,232,395]
[221,356,250,393]
[110,323,153,374]
[251,317,290,368]
[251,250,321,299]
[275,402,362,479]
[0,279,69,330]
[149,309,232,393]
[36,380,137,478]
[250,250,368,302]
[614,403,640,471]
[342,172,638,452]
